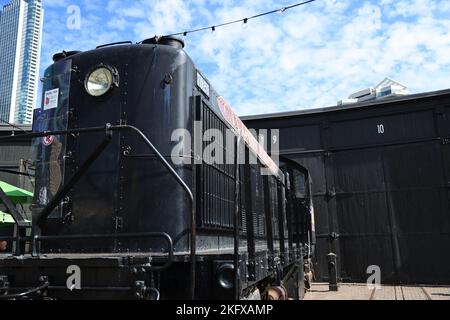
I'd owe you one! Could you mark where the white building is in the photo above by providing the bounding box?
[374,78,408,100]
[0,0,43,125]
[339,78,408,106]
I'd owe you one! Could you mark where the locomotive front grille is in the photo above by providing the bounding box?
[199,103,236,230]
[197,102,272,238]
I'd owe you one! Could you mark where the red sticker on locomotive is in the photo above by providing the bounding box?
[43,135,54,146]
[217,96,279,176]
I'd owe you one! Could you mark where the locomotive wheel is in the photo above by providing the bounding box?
[266,286,288,300]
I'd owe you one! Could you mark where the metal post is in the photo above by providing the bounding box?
[327,252,338,291]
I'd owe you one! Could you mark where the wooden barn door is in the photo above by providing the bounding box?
[382,141,450,284]
[329,149,397,283]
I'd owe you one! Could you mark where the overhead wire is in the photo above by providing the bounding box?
[165,0,317,37]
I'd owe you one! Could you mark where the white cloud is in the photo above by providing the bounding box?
[38,0,450,116]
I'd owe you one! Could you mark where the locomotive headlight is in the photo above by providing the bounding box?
[85,65,118,97]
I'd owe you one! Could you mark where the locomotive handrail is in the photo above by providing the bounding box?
[0,125,108,141]
[0,124,197,299]
[0,232,174,272]
[111,125,196,300]
[0,280,50,300]
[32,232,174,272]
[0,187,31,229]
[0,124,195,203]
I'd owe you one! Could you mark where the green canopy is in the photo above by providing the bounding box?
[0,181,33,204]
[0,210,16,225]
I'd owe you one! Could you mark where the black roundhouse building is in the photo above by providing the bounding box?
[0,125,33,188]
[243,89,450,285]
[0,125,33,251]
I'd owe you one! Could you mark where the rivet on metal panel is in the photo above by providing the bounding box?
[163,73,173,85]
[123,146,132,156]
[71,66,80,74]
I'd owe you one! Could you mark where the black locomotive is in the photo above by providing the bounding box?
[0,36,315,300]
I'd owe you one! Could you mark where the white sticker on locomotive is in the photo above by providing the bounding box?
[196,71,210,98]
[38,187,48,206]
[44,88,59,110]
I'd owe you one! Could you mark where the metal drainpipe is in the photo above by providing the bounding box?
[234,137,241,300]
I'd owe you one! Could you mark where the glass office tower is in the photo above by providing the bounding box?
[0,0,43,125]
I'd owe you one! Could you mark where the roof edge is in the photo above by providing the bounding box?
[241,88,450,121]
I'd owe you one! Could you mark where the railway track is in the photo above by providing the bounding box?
[420,287,433,301]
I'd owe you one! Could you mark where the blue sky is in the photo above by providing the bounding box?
[2,0,450,115]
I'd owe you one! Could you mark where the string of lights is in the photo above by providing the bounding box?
[165,0,317,37]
